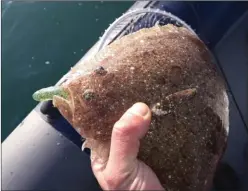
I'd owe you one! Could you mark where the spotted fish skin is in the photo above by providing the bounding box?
[50,24,228,191]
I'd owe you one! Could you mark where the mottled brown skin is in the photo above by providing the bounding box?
[53,24,229,190]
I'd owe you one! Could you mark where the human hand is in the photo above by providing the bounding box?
[91,102,164,190]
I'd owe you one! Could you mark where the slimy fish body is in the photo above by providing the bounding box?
[31,11,229,190]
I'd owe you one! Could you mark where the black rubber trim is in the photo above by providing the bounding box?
[40,100,61,119]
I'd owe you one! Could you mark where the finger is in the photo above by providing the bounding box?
[107,102,151,171]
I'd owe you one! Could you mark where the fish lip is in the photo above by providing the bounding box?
[52,86,73,123]
[53,95,72,115]
[53,93,86,139]
[57,84,90,138]
[63,85,75,113]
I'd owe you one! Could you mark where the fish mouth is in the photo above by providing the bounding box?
[52,85,89,138]
[52,83,76,123]
[53,94,73,124]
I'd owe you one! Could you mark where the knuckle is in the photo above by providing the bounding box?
[105,175,121,189]
[113,120,131,138]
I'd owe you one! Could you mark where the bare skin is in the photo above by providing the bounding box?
[91,102,164,190]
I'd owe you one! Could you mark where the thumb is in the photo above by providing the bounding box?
[106,102,151,171]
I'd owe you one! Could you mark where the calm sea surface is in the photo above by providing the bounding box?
[2,1,132,141]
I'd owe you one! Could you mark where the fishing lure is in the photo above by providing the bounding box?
[32,86,68,102]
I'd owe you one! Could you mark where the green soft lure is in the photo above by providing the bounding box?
[32,86,68,102]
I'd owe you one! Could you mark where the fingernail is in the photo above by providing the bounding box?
[129,103,149,117]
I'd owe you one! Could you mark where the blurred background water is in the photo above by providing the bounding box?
[1,1,132,141]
